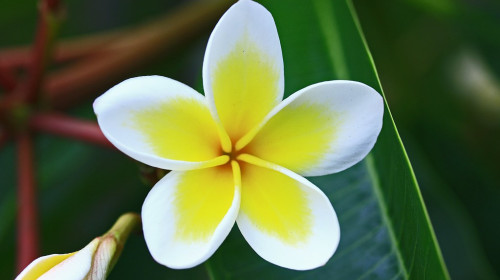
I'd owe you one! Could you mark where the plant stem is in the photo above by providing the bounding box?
[0,67,17,91]
[88,213,141,279]
[0,30,127,69]
[0,48,30,69]
[16,132,39,273]
[23,0,63,104]
[105,212,141,271]
[45,0,232,109]
[29,113,114,148]
[106,213,141,245]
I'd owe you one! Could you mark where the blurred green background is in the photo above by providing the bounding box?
[355,0,500,278]
[1,0,499,279]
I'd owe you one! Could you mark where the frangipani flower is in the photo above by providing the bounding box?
[94,0,383,271]
[16,213,139,280]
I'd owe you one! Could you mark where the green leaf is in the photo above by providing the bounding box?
[203,0,450,279]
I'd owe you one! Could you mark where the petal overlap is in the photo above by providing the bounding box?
[203,0,284,142]
[141,165,240,269]
[94,75,226,171]
[236,154,340,270]
[239,81,384,176]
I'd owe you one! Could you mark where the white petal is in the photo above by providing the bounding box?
[141,166,240,269]
[94,75,226,171]
[15,238,100,280]
[236,154,340,270]
[239,80,384,176]
[202,0,284,142]
[16,254,72,280]
[40,239,99,280]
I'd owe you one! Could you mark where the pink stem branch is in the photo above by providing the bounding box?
[29,113,114,148]
[23,0,62,103]
[0,30,127,69]
[45,0,232,109]
[0,66,17,92]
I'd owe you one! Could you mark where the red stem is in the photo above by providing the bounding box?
[24,5,49,102]
[23,0,62,103]
[0,66,17,91]
[0,48,30,69]
[0,30,127,69]
[45,0,232,109]
[16,133,39,273]
[44,0,61,11]
[29,113,114,148]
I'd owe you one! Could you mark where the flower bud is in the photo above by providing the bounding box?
[16,213,140,280]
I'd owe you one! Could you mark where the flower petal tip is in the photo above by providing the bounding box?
[141,169,240,269]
